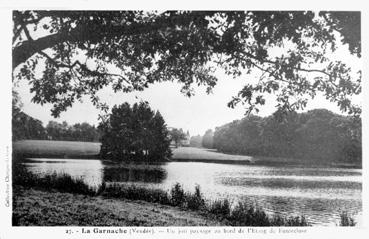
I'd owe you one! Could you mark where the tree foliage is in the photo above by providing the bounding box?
[202,129,214,149]
[213,109,361,164]
[13,11,361,117]
[168,128,187,147]
[12,110,47,141]
[12,91,100,141]
[45,121,100,141]
[12,90,47,141]
[189,135,203,148]
[99,102,171,161]
[12,111,100,142]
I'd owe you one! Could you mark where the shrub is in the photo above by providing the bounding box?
[208,198,231,218]
[270,215,309,226]
[170,183,185,206]
[13,163,97,196]
[13,162,38,187]
[102,183,172,205]
[43,173,96,195]
[185,185,205,210]
[96,181,106,196]
[339,212,356,226]
[230,203,270,226]
[284,216,309,226]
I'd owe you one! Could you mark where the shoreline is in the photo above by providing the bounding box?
[13,140,361,169]
[13,186,224,226]
[16,154,362,169]
[12,158,358,227]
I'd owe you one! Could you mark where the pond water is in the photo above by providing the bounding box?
[23,158,362,226]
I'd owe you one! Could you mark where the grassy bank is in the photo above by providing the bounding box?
[13,167,310,226]
[102,183,309,226]
[13,186,221,226]
[172,147,253,164]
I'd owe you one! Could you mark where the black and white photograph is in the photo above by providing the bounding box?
[1,1,368,238]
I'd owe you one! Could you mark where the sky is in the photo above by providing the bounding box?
[13,11,362,137]
[16,67,355,136]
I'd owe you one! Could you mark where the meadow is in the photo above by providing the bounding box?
[13,140,101,159]
[13,186,222,226]
[13,140,254,164]
[13,140,358,167]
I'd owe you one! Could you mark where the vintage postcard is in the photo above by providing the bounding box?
[0,0,368,238]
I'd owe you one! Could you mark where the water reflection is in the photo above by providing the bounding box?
[103,164,167,183]
[239,195,362,226]
[218,177,362,189]
[24,158,104,187]
[22,159,362,226]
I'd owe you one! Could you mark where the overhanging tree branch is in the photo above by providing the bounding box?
[38,50,131,85]
[12,12,207,69]
[12,11,361,117]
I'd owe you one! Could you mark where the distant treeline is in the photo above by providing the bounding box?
[210,109,361,164]
[189,130,214,148]
[45,121,100,142]
[12,111,46,141]
[189,135,202,147]
[12,110,100,142]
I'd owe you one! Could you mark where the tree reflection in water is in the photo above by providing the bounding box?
[103,163,167,183]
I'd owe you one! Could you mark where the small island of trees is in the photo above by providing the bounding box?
[99,102,172,162]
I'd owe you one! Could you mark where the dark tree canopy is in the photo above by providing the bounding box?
[213,109,361,164]
[13,11,361,117]
[45,121,100,141]
[12,90,100,141]
[99,102,171,161]
[12,110,47,141]
[202,129,214,149]
[12,90,46,140]
[168,128,187,147]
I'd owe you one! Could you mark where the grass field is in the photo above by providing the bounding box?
[12,140,359,167]
[173,147,254,164]
[13,140,101,159]
[12,140,254,164]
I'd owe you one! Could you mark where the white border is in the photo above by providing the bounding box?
[1,1,368,239]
